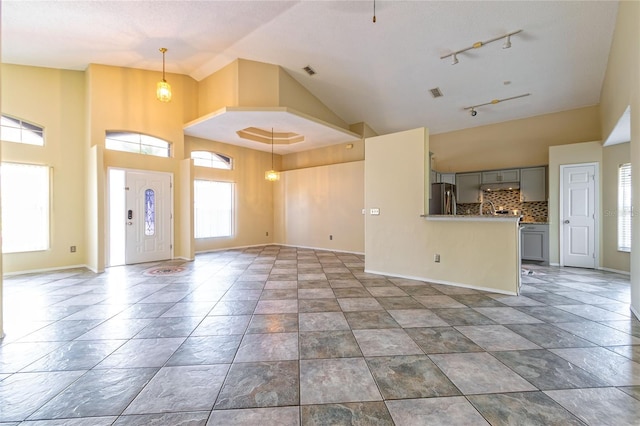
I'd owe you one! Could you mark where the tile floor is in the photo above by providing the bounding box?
[1,245,639,425]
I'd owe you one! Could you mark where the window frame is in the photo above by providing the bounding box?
[618,162,632,252]
[190,150,233,170]
[1,162,51,253]
[0,114,45,146]
[105,131,172,158]
[193,179,234,239]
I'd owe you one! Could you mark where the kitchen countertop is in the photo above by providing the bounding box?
[426,214,520,222]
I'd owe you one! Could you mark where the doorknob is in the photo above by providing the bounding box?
[563,219,570,224]
[127,221,133,226]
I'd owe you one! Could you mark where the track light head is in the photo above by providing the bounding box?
[451,53,459,65]
[502,35,512,49]
[470,108,477,117]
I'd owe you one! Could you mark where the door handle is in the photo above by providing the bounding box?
[563,219,570,224]
[127,221,133,226]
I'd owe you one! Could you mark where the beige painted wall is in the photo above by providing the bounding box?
[273,161,365,253]
[198,60,238,115]
[365,128,520,294]
[430,106,601,173]
[548,141,603,266]
[602,142,631,273]
[599,0,639,317]
[1,64,87,273]
[86,64,199,271]
[185,135,276,252]
[282,140,364,170]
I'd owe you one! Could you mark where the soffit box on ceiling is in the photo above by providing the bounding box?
[604,106,631,146]
[190,58,360,154]
[184,107,361,155]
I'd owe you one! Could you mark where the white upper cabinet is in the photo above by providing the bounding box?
[520,167,547,202]
[440,173,456,185]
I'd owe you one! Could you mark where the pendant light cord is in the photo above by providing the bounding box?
[373,0,376,23]
[271,128,274,169]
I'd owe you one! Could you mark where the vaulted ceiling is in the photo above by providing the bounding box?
[2,1,618,145]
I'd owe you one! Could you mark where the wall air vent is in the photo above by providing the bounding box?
[303,65,316,76]
[430,87,443,98]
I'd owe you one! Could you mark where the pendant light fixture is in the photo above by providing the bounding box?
[265,128,280,182]
[156,48,172,102]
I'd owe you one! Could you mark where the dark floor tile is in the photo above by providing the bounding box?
[492,349,609,390]
[401,286,443,297]
[21,340,125,372]
[545,387,640,425]
[299,330,363,359]
[29,368,157,419]
[166,335,242,365]
[301,402,393,426]
[300,358,381,404]
[367,355,460,399]
[386,397,489,425]
[406,327,484,354]
[298,298,341,313]
[209,301,257,316]
[114,411,209,425]
[332,287,372,298]
[468,391,584,426]
[514,306,588,323]
[526,293,585,306]
[450,294,506,307]
[430,308,495,326]
[505,323,597,348]
[207,406,299,426]
[375,297,425,310]
[260,289,297,300]
[344,311,400,329]
[134,316,202,338]
[215,361,299,409]
[246,314,298,333]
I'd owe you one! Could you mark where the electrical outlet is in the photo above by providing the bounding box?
[70,246,77,253]
[329,235,333,240]
[266,231,269,237]
[434,253,440,263]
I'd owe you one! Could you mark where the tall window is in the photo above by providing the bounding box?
[1,163,50,253]
[0,115,44,146]
[194,180,233,238]
[618,163,632,252]
[105,131,171,157]
[191,151,233,170]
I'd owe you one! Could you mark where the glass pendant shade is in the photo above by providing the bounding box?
[265,170,280,181]
[157,80,172,102]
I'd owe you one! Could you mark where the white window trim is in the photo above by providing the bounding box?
[618,163,631,252]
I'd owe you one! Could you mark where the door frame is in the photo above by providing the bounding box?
[559,162,599,268]
[107,167,174,267]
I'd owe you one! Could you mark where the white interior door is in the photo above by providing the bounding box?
[125,170,172,264]
[561,164,597,268]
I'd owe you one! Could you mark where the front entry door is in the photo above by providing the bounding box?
[561,163,597,268]
[125,170,172,264]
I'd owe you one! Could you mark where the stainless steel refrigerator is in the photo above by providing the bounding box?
[430,183,457,215]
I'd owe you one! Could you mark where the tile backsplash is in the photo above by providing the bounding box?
[457,189,548,222]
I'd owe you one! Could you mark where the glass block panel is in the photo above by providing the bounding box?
[145,188,155,236]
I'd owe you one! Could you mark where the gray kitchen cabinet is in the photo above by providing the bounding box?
[521,224,549,263]
[456,172,482,203]
[520,167,547,202]
[440,173,456,185]
[482,169,519,183]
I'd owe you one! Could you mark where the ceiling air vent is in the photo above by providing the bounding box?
[303,65,316,76]
[430,87,443,98]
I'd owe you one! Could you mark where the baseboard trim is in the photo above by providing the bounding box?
[364,268,518,296]
[3,264,91,277]
[598,267,630,275]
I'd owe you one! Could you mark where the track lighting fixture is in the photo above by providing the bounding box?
[441,30,522,64]
[464,93,530,115]
[503,34,512,49]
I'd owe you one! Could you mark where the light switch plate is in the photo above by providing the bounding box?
[370,208,380,215]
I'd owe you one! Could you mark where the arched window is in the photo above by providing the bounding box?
[105,131,171,158]
[0,114,44,146]
[191,151,233,170]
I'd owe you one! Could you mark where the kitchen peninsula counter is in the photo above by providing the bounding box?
[426,215,521,223]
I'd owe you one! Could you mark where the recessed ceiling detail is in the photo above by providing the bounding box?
[237,127,304,145]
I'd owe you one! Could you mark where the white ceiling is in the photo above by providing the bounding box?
[2,1,619,153]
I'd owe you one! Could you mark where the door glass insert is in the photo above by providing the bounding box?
[145,188,155,236]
